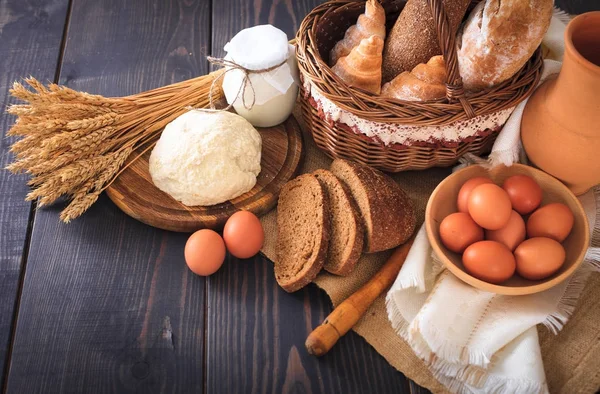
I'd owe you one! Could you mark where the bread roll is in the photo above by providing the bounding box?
[381,0,470,83]
[332,35,384,94]
[381,55,447,101]
[457,0,553,91]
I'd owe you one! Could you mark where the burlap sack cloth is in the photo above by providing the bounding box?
[259,107,600,394]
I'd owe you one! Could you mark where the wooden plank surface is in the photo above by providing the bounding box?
[206,253,414,393]
[0,0,69,388]
[207,0,415,392]
[3,1,597,394]
[4,0,210,392]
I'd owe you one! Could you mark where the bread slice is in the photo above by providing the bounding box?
[330,159,416,253]
[276,174,330,292]
[313,169,364,276]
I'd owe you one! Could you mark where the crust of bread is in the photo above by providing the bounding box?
[331,159,416,253]
[361,164,416,252]
[457,0,553,90]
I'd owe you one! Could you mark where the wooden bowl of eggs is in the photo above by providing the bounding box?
[426,163,589,295]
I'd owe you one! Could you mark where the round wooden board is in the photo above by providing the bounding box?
[106,115,303,232]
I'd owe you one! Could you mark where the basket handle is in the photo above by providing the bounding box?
[427,0,475,118]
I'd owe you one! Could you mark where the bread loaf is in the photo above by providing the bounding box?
[330,159,416,253]
[381,55,447,101]
[313,169,364,276]
[276,174,330,292]
[329,0,386,66]
[332,35,384,94]
[457,0,553,90]
[381,0,470,83]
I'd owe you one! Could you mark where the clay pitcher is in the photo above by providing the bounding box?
[521,12,600,196]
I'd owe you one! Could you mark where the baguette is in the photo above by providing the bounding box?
[457,0,553,90]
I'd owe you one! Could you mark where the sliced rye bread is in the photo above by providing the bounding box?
[276,174,331,292]
[330,159,416,253]
[313,169,364,276]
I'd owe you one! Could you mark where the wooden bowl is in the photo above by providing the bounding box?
[425,164,590,295]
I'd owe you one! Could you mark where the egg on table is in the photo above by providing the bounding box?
[223,210,264,259]
[185,229,226,276]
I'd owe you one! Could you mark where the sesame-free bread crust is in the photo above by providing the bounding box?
[313,169,364,276]
[330,159,416,253]
[275,174,331,292]
[457,0,553,90]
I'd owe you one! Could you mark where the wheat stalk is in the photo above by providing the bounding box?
[5,71,224,222]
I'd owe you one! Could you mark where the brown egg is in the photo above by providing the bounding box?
[462,241,516,284]
[514,237,566,280]
[467,184,512,230]
[439,212,484,253]
[527,203,574,242]
[485,210,526,251]
[223,210,264,259]
[184,229,226,276]
[502,175,543,215]
[457,177,494,213]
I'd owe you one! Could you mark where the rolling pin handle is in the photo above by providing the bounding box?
[305,321,341,357]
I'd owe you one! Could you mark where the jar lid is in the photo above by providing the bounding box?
[223,25,289,70]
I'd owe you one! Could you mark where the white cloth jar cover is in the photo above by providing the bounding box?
[386,14,600,394]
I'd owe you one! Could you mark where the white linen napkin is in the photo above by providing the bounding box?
[386,14,600,394]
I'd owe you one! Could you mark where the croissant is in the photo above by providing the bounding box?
[381,55,447,101]
[332,35,384,95]
[329,0,386,66]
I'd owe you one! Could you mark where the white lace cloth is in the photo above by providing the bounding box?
[386,15,600,394]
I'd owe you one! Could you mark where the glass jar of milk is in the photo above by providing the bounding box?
[221,25,299,128]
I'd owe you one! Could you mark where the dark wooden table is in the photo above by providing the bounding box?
[0,1,594,393]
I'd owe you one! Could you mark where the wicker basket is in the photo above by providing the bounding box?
[296,0,543,172]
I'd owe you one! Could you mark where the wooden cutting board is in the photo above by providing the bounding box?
[106,115,303,232]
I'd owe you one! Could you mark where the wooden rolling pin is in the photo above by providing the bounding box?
[305,235,415,356]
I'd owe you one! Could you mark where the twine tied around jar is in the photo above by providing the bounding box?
[207,56,288,111]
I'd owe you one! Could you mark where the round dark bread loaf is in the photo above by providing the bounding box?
[330,159,416,253]
[275,174,331,292]
[313,169,364,276]
[381,0,471,82]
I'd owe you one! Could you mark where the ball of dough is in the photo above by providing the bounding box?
[149,110,261,206]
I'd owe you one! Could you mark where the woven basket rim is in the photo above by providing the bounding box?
[295,0,543,126]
